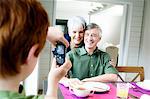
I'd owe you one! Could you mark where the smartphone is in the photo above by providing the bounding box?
[52,42,66,65]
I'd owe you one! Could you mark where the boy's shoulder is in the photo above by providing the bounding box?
[0,90,44,99]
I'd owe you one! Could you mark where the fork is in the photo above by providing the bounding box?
[132,88,144,94]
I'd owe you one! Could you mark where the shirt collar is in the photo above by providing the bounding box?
[78,46,99,56]
[74,41,84,48]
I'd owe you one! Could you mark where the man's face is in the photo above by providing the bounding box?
[69,25,84,45]
[84,28,100,49]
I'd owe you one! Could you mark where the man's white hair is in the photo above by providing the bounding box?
[85,23,102,38]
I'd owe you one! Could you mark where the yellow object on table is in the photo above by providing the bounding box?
[117,83,129,99]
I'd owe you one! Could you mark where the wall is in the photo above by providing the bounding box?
[139,0,150,79]
[85,0,144,66]
[24,61,39,95]
[93,0,150,80]
[33,0,146,93]
[126,0,144,66]
[24,0,54,94]
[56,0,144,66]
[38,0,55,90]
[56,0,146,81]
[90,5,123,50]
[92,0,144,81]
[55,0,90,23]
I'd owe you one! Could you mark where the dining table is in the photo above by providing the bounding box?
[59,82,150,99]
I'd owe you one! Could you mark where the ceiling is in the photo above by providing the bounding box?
[55,0,113,19]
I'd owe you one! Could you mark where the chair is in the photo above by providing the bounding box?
[116,66,144,82]
[106,46,118,66]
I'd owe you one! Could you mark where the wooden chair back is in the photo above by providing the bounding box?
[106,46,118,66]
[116,66,144,82]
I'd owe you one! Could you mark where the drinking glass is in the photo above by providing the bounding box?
[117,83,129,99]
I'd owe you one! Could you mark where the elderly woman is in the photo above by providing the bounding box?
[67,16,86,48]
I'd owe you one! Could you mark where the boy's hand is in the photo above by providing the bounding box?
[48,58,72,82]
[47,27,69,48]
[46,58,72,97]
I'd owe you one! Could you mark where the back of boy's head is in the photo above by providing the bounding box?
[0,0,49,78]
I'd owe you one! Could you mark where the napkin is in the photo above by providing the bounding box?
[59,78,69,87]
[136,80,150,91]
[140,94,150,99]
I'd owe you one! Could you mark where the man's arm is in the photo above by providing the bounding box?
[82,52,118,83]
[82,74,118,82]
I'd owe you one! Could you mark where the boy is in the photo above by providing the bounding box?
[0,0,71,98]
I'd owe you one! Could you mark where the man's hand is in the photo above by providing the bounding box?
[59,78,83,88]
[68,78,83,88]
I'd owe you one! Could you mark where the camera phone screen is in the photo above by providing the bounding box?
[57,45,65,54]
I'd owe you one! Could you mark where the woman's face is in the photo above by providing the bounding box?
[69,25,84,45]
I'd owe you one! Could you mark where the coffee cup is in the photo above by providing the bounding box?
[69,87,94,97]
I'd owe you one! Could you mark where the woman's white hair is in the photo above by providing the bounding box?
[67,16,86,32]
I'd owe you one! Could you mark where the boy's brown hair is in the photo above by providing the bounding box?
[0,0,49,78]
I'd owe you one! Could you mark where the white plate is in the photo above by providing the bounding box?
[136,80,150,91]
[82,82,110,92]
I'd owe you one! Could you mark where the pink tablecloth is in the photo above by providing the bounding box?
[129,82,150,98]
[59,83,117,99]
[59,82,150,99]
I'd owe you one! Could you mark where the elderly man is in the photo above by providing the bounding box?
[60,23,118,86]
